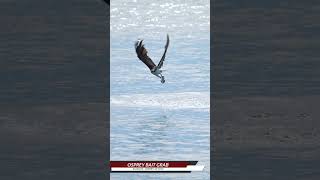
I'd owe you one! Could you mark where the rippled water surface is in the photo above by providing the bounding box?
[110,0,210,179]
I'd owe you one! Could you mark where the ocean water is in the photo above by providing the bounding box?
[110,0,210,179]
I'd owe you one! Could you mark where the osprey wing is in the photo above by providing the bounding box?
[135,40,157,71]
[157,34,170,69]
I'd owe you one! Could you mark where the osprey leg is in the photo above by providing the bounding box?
[154,74,161,79]
[160,75,165,84]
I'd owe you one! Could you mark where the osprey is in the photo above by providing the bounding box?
[135,34,170,84]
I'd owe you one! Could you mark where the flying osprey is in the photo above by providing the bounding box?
[135,34,170,84]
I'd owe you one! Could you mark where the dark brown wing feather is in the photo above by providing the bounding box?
[135,40,156,71]
[157,34,169,69]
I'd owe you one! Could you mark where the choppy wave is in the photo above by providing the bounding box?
[111,91,209,111]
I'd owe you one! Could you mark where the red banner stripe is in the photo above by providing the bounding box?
[110,161,191,168]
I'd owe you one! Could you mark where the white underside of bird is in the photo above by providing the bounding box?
[151,67,165,83]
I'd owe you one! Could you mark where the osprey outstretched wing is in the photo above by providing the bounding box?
[157,34,170,69]
[134,40,157,71]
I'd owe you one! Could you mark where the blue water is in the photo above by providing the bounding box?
[110,0,210,179]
